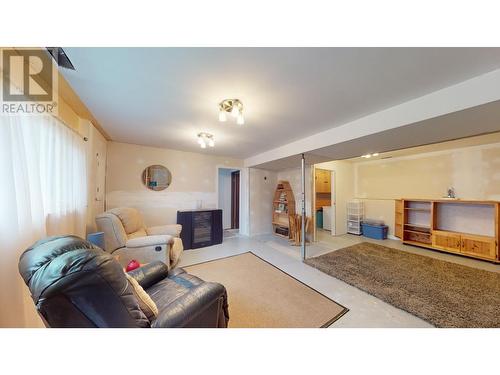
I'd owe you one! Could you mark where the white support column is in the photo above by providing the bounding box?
[301,153,306,260]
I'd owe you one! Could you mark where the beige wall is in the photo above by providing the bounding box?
[314,142,500,238]
[106,142,243,226]
[353,142,500,236]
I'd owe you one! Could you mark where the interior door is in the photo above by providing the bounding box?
[231,171,240,229]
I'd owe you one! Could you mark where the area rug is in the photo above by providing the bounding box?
[305,242,500,328]
[184,252,347,327]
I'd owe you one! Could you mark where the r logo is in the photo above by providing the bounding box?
[2,49,53,102]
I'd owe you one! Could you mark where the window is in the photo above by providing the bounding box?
[0,114,87,327]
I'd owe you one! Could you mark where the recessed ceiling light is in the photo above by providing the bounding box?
[361,152,380,158]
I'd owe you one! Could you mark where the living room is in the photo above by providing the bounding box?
[1,2,500,374]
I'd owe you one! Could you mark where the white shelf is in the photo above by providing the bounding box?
[347,200,364,235]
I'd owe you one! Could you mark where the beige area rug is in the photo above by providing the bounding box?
[305,242,500,328]
[184,252,347,328]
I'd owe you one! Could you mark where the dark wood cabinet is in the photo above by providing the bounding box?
[177,209,223,249]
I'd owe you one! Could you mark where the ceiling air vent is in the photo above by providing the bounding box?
[46,47,75,70]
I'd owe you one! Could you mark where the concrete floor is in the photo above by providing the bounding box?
[178,229,500,328]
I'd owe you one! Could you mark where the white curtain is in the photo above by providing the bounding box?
[0,114,87,327]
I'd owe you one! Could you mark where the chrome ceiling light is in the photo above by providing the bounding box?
[197,132,215,148]
[218,99,244,125]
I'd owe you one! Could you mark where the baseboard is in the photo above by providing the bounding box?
[387,234,399,240]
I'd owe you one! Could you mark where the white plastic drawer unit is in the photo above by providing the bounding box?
[347,200,363,235]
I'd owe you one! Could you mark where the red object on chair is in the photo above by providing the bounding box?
[126,259,141,272]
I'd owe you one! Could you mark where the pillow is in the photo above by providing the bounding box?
[125,273,158,322]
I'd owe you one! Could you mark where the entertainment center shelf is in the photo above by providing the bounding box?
[395,199,499,262]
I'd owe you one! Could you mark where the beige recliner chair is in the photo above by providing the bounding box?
[95,207,183,268]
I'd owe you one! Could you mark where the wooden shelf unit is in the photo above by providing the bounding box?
[272,181,296,238]
[395,198,500,262]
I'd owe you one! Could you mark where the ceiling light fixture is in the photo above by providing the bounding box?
[197,132,215,149]
[361,152,379,158]
[219,99,244,125]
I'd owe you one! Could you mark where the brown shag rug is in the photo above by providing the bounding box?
[305,242,500,328]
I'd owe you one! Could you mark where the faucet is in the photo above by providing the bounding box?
[446,187,456,199]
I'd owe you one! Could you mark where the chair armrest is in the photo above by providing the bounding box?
[152,282,227,328]
[127,261,169,289]
[146,224,182,237]
[126,235,173,248]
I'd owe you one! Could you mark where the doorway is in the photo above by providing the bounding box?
[217,167,241,232]
[313,167,335,242]
[231,170,240,229]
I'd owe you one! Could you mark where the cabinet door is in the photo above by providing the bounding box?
[432,231,461,253]
[314,170,322,193]
[395,199,403,239]
[315,169,329,193]
[461,234,496,260]
[323,171,331,192]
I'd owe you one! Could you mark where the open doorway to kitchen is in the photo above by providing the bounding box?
[217,167,241,238]
[313,167,335,242]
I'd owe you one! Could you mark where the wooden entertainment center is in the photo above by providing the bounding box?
[395,199,500,262]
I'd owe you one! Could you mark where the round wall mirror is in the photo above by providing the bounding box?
[142,165,172,191]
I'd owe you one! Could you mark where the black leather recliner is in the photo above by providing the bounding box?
[18,236,229,328]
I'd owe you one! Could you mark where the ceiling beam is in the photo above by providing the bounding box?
[244,68,500,168]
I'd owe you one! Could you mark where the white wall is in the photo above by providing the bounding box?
[106,142,243,227]
[249,168,277,235]
[218,168,234,229]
